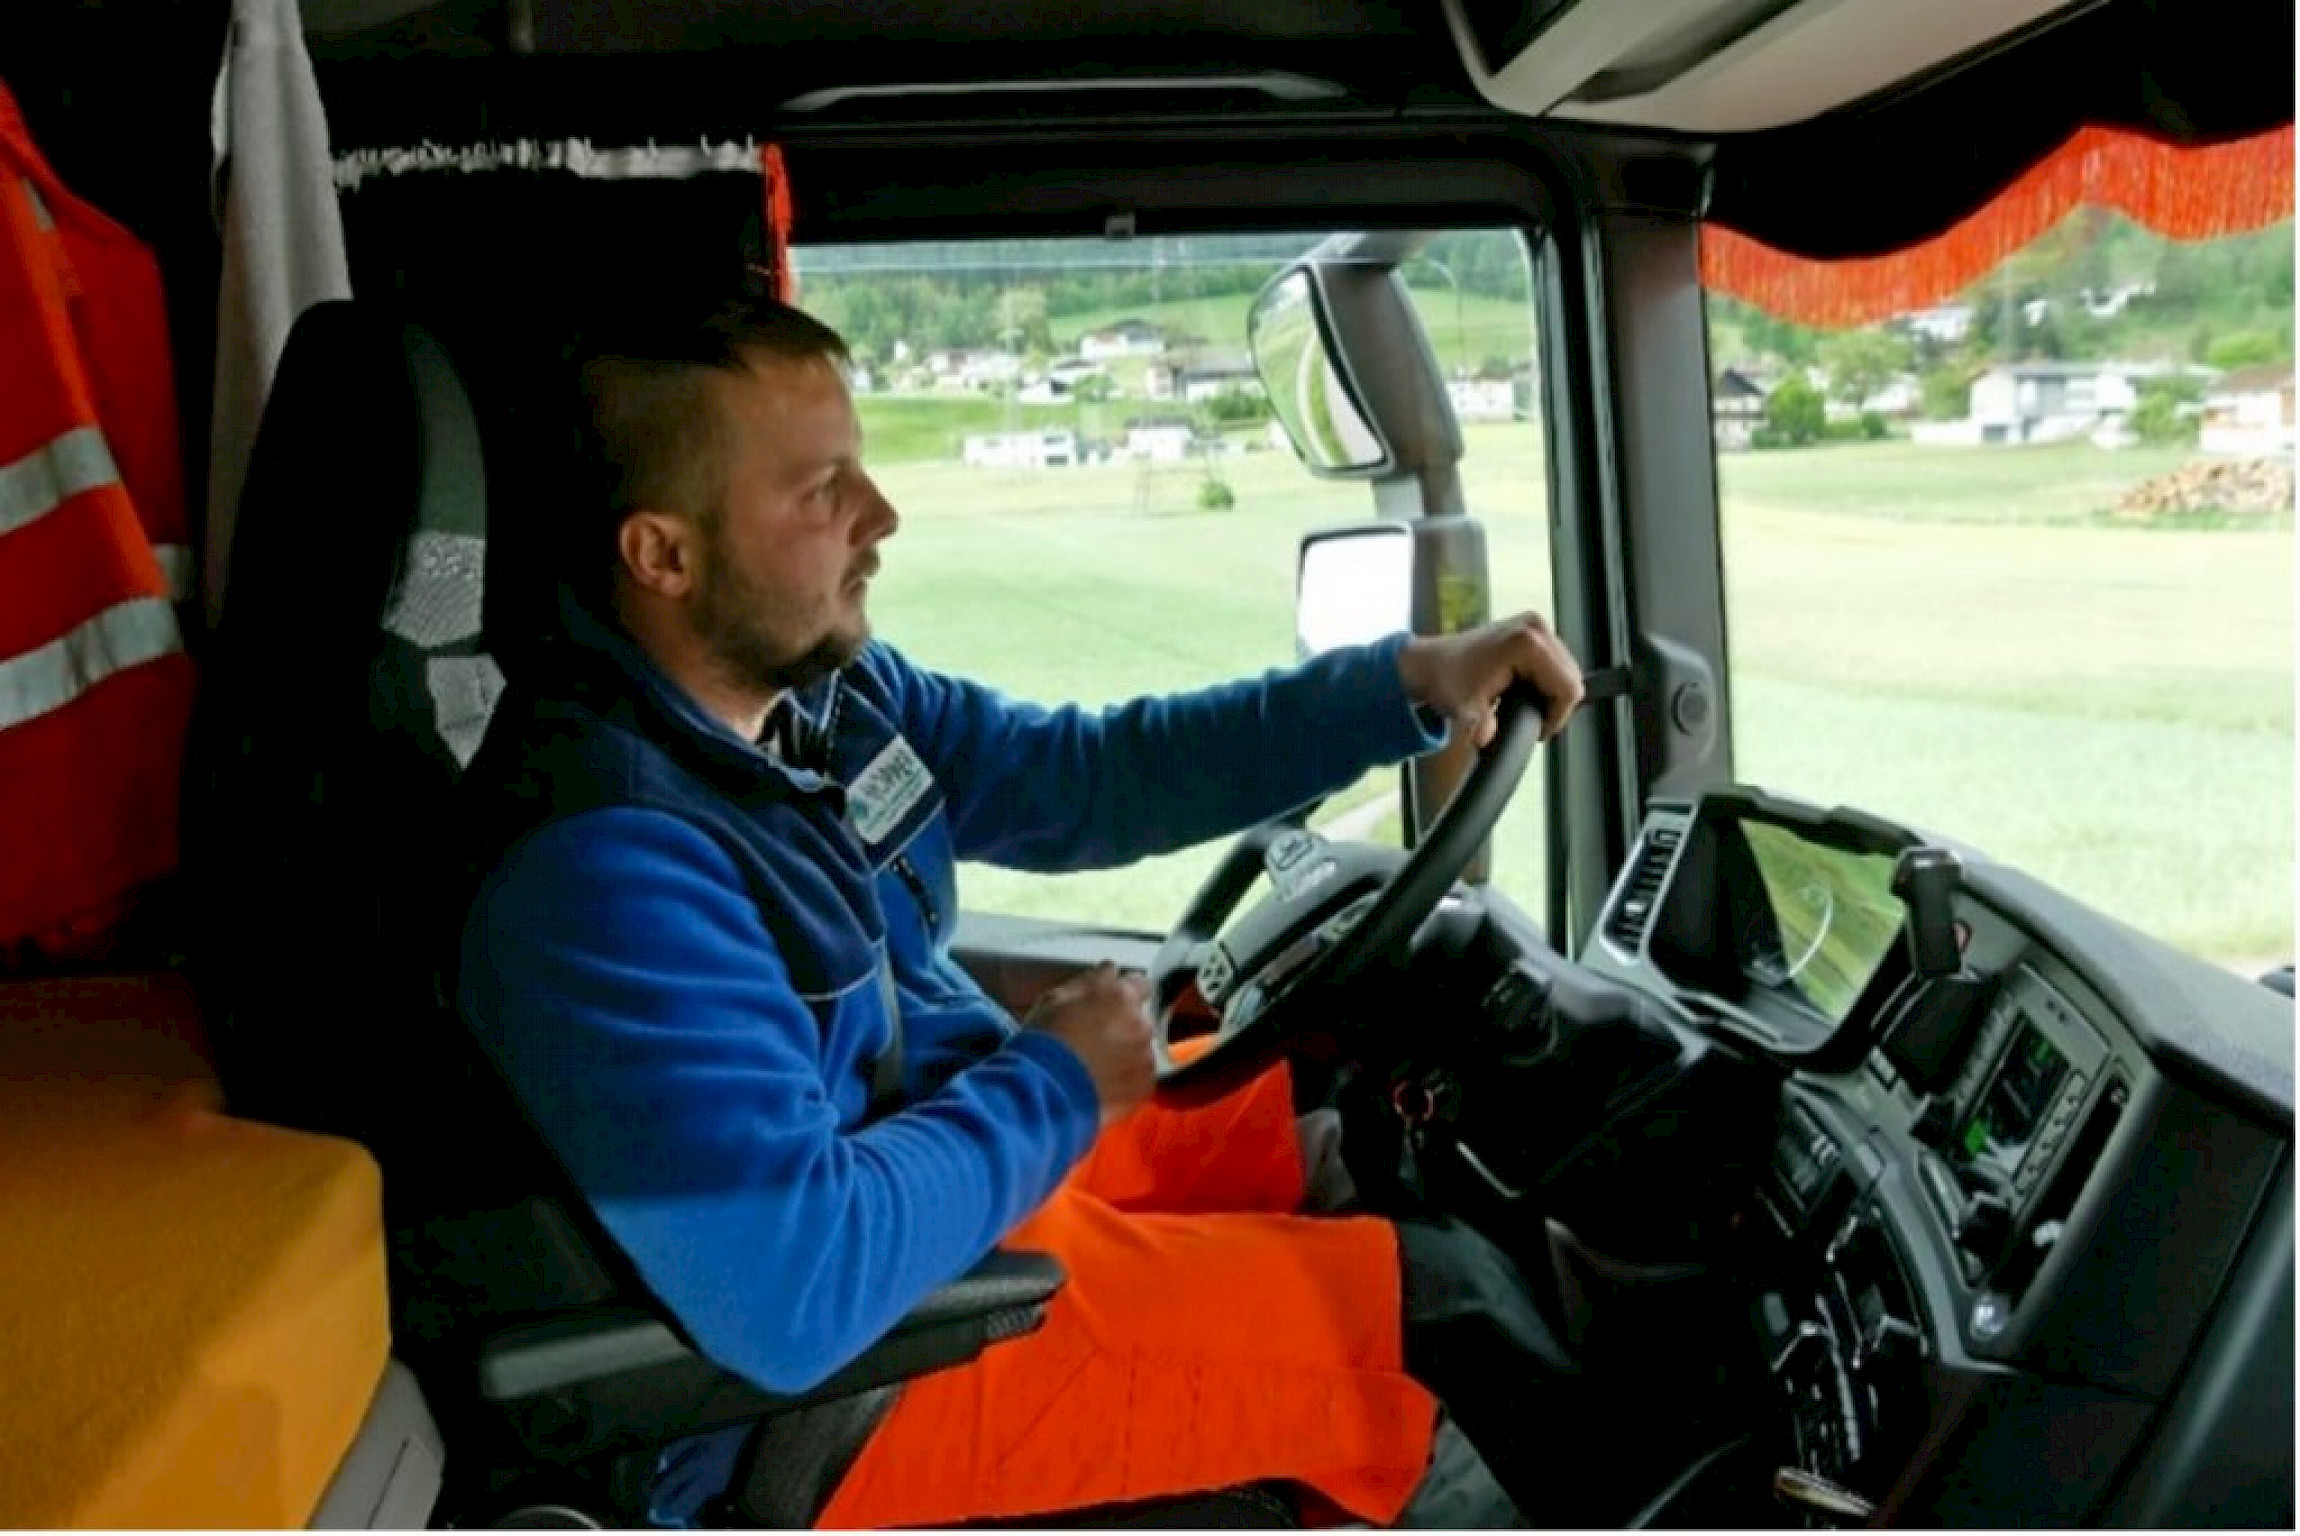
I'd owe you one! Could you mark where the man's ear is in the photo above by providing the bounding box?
[617,510,701,599]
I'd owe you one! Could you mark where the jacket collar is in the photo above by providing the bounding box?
[550,589,845,802]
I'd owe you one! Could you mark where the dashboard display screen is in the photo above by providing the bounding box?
[1735,821,1906,1025]
[1953,1022,2070,1177]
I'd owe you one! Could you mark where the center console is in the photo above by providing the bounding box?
[1753,1102,1928,1509]
[1569,787,2293,1526]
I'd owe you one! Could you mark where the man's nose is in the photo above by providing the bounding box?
[858,478,899,543]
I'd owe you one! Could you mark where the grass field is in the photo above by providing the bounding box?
[855,407,2293,967]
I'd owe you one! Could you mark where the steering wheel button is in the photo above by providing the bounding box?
[1266,831,1314,872]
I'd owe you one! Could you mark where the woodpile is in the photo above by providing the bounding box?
[2112,458,2295,520]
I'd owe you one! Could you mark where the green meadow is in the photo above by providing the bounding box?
[857,406,2293,968]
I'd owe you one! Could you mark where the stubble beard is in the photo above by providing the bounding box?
[694,543,867,697]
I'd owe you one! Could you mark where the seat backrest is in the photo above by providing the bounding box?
[192,303,496,1139]
[189,302,626,1335]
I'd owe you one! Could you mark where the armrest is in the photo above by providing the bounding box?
[474,1250,1065,1462]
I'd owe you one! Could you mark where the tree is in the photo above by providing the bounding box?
[2205,330,2286,370]
[1743,309,1821,366]
[996,287,1052,354]
[1920,367,1972,421]
[1204,386,1271,425]
[2131,376,2204,446]
[1197,475,1236,511]
[1818,328,1913,408]
[1763,375,1826,447]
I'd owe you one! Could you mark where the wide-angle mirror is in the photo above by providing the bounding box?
[1249,269,1391,476]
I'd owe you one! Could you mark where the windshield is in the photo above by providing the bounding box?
[1709,212,2293,972]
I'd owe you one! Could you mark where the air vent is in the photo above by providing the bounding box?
[1604,825,1681,951]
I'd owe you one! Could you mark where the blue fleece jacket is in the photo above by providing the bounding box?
[455,605,1443,1397]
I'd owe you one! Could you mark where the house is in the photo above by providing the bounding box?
[1446,377,1515,422]
[924,347,1023,393]
[2199,363,2296,456]
[1079,319,1168,361]
[1861,375,1922,418]
[1016,376,1072,405]
[1147,348,1259,403]
[1121,417,1198,463]
[957,351,1024,391]
[1823,373,1922,424]
[1903,304,1974,344]
[1711,366,1775,450]
[1911,361,2159,447]
[961,429,1080,469]
[2080,281,2155,319]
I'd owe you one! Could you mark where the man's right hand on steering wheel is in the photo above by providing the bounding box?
[1397,613,1586,747]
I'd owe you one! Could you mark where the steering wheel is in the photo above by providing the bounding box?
[1148,684,1546,1105]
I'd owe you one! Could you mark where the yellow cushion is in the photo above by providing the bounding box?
[0,976,391,1527]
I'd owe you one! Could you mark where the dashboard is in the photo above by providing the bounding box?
[1566,787,2295,1526]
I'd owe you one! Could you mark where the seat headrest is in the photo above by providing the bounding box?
[219,301,502,767]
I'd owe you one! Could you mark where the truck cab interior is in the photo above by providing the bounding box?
[3,0,2292,1527]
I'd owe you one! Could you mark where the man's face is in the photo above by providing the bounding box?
[690,352,898,695]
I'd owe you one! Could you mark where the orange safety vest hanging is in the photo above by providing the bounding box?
[0,82,197,956]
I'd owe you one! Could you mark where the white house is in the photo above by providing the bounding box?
[958,351,1025,391]
[2199,364,2296,456]
[1079,319,1167,361]
[1446,377,1515,422]
[1122,417,1197,464]
[1823,373,1922,424]
[1046,357,1106,386]
[2081,281,2155,319]
[1903,305,1975,344]
[1913,362,2157,447]
[962,430,1080,469]
[1146,349,1260,403]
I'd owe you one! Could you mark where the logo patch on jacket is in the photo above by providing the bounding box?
[847,735,934,846]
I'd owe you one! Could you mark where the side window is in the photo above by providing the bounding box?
[800,230,1551,932]
[1708,215,2293,968]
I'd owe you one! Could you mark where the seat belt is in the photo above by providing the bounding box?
[869,961,905,1119]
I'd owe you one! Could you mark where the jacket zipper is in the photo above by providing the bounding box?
[888,851,940,936]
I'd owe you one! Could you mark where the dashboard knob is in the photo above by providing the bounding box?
[1955,1191,2013,1261]
[1862,1312,1923,1364]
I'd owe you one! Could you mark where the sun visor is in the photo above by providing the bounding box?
[1703,123,2294,326]
[1702,0,2294,266]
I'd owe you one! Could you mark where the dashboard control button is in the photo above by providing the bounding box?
[1970,1291,2012,1342]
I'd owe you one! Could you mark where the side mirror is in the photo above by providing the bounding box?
[1250,269,1394,477]
[1296,523,1412,658]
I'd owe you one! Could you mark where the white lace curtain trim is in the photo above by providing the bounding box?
[334,138,762,189]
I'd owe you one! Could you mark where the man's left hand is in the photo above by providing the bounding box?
[1398,613,1585,747]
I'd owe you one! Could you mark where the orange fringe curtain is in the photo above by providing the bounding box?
[759,142,798,303]
[1702,124,2295,327]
